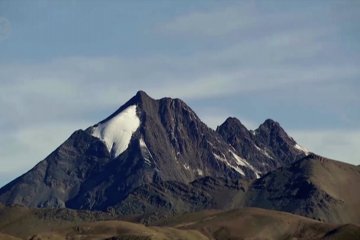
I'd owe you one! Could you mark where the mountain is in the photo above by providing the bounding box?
[1,204,359,240]
[216,117,308,173]
[244,154,360,224]
[0,91,314,219]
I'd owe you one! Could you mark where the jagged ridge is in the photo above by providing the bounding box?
[0,91,313,219]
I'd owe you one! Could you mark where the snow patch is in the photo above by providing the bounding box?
[213,152,245,176]
[213,153,227,162]
[183,163,190,170]
[231,166,245,176]
[91,105,140,158]
[196,169,203,176]
[139,137,147,148]
[229,151,246,166]
[294,143,310,155]
[230,151,261,178]
[139,137,153,165]
[254,145,274,159]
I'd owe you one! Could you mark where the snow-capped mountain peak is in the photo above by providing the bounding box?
[91,105,140,158]
[0,91,309,215]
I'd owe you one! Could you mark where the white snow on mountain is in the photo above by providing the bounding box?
[294,143,310,155]
[230,151,261,178]
[139,137,147,148]
[254,144,274,159]
[213,152,246,176]
[139,137,153,165]
[213,152,227,162]
[91,105,140,158]
[183,163,190,170]
[229,150,247,166]
[196,169,204,176]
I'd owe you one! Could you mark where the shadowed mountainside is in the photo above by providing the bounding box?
[0,91,307,219]
[244,154,360,224]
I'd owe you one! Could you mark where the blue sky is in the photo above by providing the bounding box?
[0,0,359,187]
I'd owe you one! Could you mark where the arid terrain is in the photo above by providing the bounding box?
[1,204,360,240]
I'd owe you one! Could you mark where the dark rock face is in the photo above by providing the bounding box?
[0,130,110,208]
[254,119,305,165]
[0,91,310,218]
[113,176,247,223]
[216,117,307,173]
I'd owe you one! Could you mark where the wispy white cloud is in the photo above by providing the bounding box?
[157,2,339,40]
[159,6,252,37]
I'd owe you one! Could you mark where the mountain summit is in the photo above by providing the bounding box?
[0,91,309,218]
[216,117,308,173]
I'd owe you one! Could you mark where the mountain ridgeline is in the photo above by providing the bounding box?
[0,91,359,225]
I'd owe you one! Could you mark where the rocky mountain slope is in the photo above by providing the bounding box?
[216,116,308,173]
[0,91,307,216]
[244,154,360,224]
